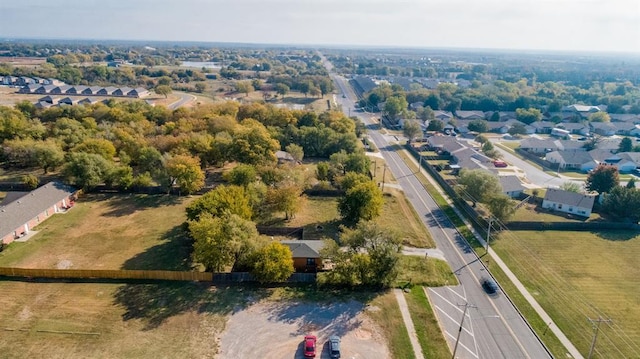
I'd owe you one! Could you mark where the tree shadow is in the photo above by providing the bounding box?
[121,224,192,270]
[101,194,183,217]
[265,288,379,337]
[113,283,270,330]
[591,230,639,241]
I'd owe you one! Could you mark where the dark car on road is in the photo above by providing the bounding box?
[481,277,499,295]
[328,335,341,358]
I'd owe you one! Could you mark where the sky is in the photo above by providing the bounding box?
[1,0,639,53]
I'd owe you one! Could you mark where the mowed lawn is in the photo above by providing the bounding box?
[0,194,194,270]
[492,230,640,358]
[0,281,257,359]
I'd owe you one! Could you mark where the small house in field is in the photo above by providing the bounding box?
[0,182,78,245]
[127,87,149,98]
[280,240,324,272]
[541,188,595,218]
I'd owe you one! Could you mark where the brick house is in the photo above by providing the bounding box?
[0,182,78,245]
[280,240,324,272]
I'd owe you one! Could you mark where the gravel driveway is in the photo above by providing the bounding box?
[218,300,390,359]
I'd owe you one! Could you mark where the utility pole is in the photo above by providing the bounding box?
[452,303,476,359]
[417,153,423,175]
[587,317,611,359]
[373,159,377,178]
[381,164,387,192]
[485,217,493,254]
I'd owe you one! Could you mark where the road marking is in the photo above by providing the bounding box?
[448,285,468,302]
[443,331,480,358]
[429,289,465,314]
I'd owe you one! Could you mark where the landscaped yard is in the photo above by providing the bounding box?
[492,230,640,358]
[0,194,194,270]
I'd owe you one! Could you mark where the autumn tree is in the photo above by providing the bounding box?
[72,138,116,160]
[250,242,294,283]
[154,85,172,99]
[285,143,304,163]
[586,164,619,194]
[230,119,280,165]
[235,81,254,97]
[189,214,259,272]
[588,112,611,123]
[186,184,252,221]
[403,119,422,143]
[338,181,384,224]
[164,154,205,195]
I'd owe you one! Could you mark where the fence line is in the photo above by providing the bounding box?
[0,267,213,281]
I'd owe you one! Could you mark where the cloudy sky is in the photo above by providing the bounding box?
[1,0,639,53]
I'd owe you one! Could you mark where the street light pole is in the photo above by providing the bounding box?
[452,303,475,359]
[485,217,493,254]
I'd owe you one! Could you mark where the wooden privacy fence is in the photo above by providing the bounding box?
[0,267,213,282]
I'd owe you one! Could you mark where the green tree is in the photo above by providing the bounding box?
[0,106,31,141]
[62,152,114,190]
[235,81,254,97]
[164,154,205,195]
[316,162,330,181]
[285,143,304,162]
[481,141,499,158]
[250,242,294,283]
[427,119,444,131]
[588,112,611,122]
[224,164,257,187]
[21,174,39,190]
[515,108,542,125]
[475,134,488,144]
[230,119,280,165]
[338,172,371,192]
[318,78,334,98]
[107,165,134,190]
[72,138,116,160]
[586,164,619,194]
[468,120,489,133]
[417,106,435,121]
[601,186,640,222]
[487,194,516,222]
[275,83,289,98]
[457,169,501,206]
[186,184,252,221]
[403,119,422,143]
[626,177,636,189]
[560,181,581,193]
[338,181,384,224]
[618,137,633,153]
[154,85,172,99]
[266,184,303,220]
[508,122,528,136]
[136,146,164,175]
[194,82,207,93]
[189,214,259,272]
[384,96,408,119]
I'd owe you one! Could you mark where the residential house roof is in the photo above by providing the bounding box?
[530,121,556,130]
[588,149,616,162]
[547,150,594,166]
[520,138,559,151]
[562,104,601,113]
[543,188,596,209]
[455,110,485,120]
[280,240,324,259]
[557,140,585,151]
[427,136,465,153]
[597,138,622,151]
[433,111,453,120]
[610,114,640,123]
[557,122,589,132]
[499,175,525,193]
[0,182,77,240]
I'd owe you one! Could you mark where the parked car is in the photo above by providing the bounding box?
[481,277,499,295]
[303,335,317,358]
[328,335,341,358]
[493,160,508,168]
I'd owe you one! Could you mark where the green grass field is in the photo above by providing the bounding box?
[405,286,451,359]
[366,291,416,359]
[492,230,640,358]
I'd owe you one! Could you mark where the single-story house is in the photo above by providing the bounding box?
[97,87,118,95]
[1,182,78,245]
[82,86,103,95]
[455,110,485,120]
[66,85,88,95]
[499,175,525,198]
[600,152,640,173]
[519,138,559,154]
[557,122,590,136]
[280,240,324,272]
[58,97,78,106]
[127,87,150,98]
[275,150,296,164]
[113,87,133,97]
[542,188,596,218]
[545,150,598,172]
[78,97,100,105]
[433,111,454,122]
[590,122,616,136]
[426,136,465,154]
[38,95,59,104]
[50,85,71,95]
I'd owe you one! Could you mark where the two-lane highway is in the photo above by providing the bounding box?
[323,61,551,358]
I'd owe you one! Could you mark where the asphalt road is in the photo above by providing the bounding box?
[326,67,551,359]
[168,92,196,110]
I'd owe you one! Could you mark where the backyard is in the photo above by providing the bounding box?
[492,230,640,358]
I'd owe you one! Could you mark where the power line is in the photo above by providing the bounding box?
[588,317,612,359]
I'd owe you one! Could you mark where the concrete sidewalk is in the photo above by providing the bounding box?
[404,148,583,359]
[394,289,425,359]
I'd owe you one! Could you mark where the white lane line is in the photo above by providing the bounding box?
[432,304,474,337]
[444,331,480,359]
[428,289,465,314]
[447,286,468,302]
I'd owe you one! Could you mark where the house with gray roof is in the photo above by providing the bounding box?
[280,240,325,272]
[455,110,485,120]
[545,150,597,172]
[590,122,616,136]
[426,136,465,154]
[542,188,596,218]
[433,111,454,122]
[530,121,556,134]
[519,138,559,154]
[557,122,590,136]
[1,182,78,245]
[499,175,525,198]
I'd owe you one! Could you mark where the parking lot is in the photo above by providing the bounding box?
[218,300,390,359]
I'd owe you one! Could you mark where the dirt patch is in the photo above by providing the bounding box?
[218,300,390,359]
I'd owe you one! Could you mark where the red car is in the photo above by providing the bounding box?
[303,335,317,357]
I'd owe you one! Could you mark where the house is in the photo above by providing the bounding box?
[127,87,149,98]
[530,121,556,134]
[78,97,99,105]
[519,138,559,154]
[66,85,88,95]
[611,122,639,136]
[275,150,296,164]
[351,76,377,95]
[58,97,78,106]
[50,85,71,95]
[0,182,78,245]
[19,84,43,94]
[426,136,465,154]
[433,110,454,122]
[451,147,492,170]
[280,240,324,272]
[562,104,602,117]
[557,122,590,136]
[557,140,585,151]
[545,150,597,172]
[499,175,525,198]
[113,87,133,97]
[82,86,103,95]
[599,152,640,173]
[97,87,117,95]
[38,95,59,104]
[455,110,485,120]
[542,188,596,217]
[590,122,616,136]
